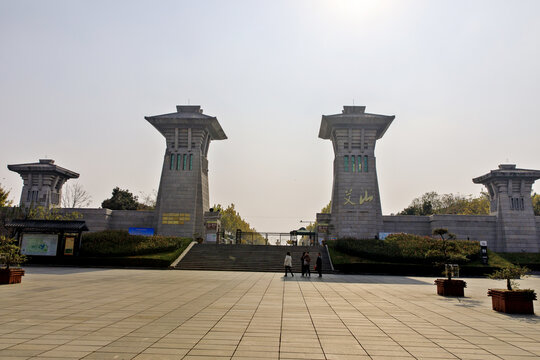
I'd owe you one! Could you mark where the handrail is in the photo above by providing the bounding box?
[169,241,197,268]
[325,244,334,271]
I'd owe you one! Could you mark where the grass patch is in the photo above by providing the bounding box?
[81,230,190,257]
[495,252,540,270]
[333,234,480,265]
[327,235,501,276]
[28,232,193,268]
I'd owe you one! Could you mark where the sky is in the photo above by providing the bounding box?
[1,0,539,232]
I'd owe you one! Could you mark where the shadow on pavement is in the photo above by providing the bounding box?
[281,274,430,285]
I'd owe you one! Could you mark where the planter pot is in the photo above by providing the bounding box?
[435,279,466,297]
[488,289,536,314]
[0,268,25,284]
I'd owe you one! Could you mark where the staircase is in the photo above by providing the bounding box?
[174,244,333,273]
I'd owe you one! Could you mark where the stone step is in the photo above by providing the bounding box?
[175,244,334,273]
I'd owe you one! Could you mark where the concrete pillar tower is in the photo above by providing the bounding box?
[145,105,227,237]
[318,106,394,239]
[7,159,79,209]
[473,164,540,252]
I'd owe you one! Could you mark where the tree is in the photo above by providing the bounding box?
[0,235,27,269]
[307,201,331,232]
[101,187,140,210]
[0,183,13,208]
[213,203,265,244]
[138,190,157,210]
[399,191,489,215]
[489,265,530,291]
[533,193,540,216]
[62,182,92,208]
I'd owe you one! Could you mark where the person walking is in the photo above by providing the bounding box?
[316,252,323,277]
[300,252,306,277]
[304,252,311,277]
[284,252,294,277]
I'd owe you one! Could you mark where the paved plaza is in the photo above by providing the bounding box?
[0,268,539,360]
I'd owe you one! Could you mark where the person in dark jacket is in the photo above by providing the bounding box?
[304,252,311,277]
[300,252,306,277]
[316,252,323,277]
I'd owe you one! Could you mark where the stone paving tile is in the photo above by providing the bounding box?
[1,267,539,360]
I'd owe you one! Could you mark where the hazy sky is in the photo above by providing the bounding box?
[1,0,539,232]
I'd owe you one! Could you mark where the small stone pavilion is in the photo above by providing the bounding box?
[473,164,540,252]
[8,159,79,209]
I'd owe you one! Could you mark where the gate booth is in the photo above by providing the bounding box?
[6,219,89,257]
[290,227,318,246]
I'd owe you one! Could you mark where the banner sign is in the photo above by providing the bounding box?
[21,234,58,256]
[64,237,75,255]
[128,227,154,236]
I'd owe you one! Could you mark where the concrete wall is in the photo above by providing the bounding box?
[61,208,155,233]
[429,215,497,244]
[382,215,431,236]
[382,214,497,244]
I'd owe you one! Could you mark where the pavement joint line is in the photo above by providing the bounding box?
[278,273,286,360]
[295,279,328,360]
[230,273,277,359]
[181,272,267,359]
[330,280,505,359]
[321,280,436,359]
[371,280,539,358]
[2,270,540,360]
[78,271,248,359]
[309,280,379,360]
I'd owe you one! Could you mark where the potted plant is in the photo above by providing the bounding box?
[0,236,27,285]
[488,265,536,314]
[432,228,467,297]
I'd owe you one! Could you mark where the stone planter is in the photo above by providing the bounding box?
[435,279,466,297]
[488,289,536,314]
[0,268,25,285]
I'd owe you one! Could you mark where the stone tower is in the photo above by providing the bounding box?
[318,106,394,239]
[473,164,540,252]
[7,159,79,209]
[145,105,227,237]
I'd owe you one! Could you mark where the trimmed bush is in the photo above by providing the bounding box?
[333,233,480,265]
[80,230,190,257]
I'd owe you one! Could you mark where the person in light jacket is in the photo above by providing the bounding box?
[284,252,294,277]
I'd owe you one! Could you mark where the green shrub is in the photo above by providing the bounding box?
[333,233,480,265]
[80,230,190,257]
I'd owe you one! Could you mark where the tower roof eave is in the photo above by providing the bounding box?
[7,162,79,179]
[319,113,395,140]
[473,165,540,184]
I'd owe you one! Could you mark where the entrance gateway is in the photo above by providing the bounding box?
[8,104,540,252]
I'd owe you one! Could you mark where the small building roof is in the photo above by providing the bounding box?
[473,164,540,184]
[7,159,79,178]
[5,219,89,232]
[319,106,395,140]
[145,105,227,140]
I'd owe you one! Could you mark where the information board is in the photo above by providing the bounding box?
[21,234,58,256]
[128,227,154,236]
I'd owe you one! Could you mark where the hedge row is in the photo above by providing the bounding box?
[80,230,190,257]
[333,233,481,265]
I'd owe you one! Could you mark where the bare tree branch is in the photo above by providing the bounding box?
[62,182,92,208]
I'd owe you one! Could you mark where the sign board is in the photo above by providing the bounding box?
[64,237,75,255]
[206,233,217,243]
[128,227,154,236]
[206,221,218,230]
[480,241,488,264]
[379,232,393,240]
[21,234,58,256]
